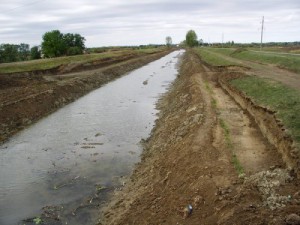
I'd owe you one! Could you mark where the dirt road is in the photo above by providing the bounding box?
[100,51,300,224]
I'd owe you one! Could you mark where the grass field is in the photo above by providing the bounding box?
[194,48,239,66]
[199,47,300,73]
[0,48,165,74]
[250,46,300,54]
[230,76,300,144]
[231,49,300,73]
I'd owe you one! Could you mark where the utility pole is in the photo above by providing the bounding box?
[222,33,224,48]
[260,16,264,51]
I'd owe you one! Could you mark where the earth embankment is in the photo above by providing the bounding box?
[100,50,300,225]
[0,50,171,143]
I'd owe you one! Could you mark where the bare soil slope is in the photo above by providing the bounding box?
[101,51,300,225]
[0,51,171,143]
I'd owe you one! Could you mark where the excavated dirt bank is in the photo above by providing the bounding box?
[0,51,171,143]
[218,73,300,178]
[100,51,300,225]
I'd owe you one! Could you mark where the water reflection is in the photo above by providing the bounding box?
[0,50,184,225]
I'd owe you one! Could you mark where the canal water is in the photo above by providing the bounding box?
[0,50,184,225]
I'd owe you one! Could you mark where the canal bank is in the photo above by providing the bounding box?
[101,50,300,225]
[0,50,173,144]
[0,50,184,225]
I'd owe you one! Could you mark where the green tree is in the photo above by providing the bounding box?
[165,36,172,47]
[67,46,83,55]
[199,39,203,46]
[41,30,86,57]
[63,33,85,55]
[41,30,67,58]
[0,44,19,63]
[30,46,41,60]
[185,30,198,47]
[18,43,30,61]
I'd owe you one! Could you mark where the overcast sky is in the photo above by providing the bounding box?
[1,0,299,47]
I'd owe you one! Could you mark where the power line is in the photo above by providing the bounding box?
[5,0,47,14]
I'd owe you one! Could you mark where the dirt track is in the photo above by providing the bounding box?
[100,51,300,225]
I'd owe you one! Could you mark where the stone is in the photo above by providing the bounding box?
[286,214,300,225]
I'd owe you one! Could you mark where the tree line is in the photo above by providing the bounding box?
[0,30,86,63]
[0,43,41,63]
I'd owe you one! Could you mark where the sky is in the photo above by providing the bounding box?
[0,0,299,47]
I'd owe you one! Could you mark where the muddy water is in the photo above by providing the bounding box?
[0,50,184,225]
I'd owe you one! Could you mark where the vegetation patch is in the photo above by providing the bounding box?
[231,50,300,73]
[219,118,244,175]
[0,48,164,74]
[206,47,236,56]
[230,76,300,144]
[194,48,239,66]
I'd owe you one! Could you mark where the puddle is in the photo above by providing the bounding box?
[0,50,184,225]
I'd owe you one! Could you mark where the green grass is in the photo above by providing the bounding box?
[232,154,244,175]
[219,118,244,175]
[230,76,300,144]
[194,48,239,66]
[205,47,236,56]
[249,46,300,54]
[194,47,300,73]
[219,119,232,148]
[0,48,164,74]
[231,49,300,73]
[211,98,217,109]
[203,80,217,109]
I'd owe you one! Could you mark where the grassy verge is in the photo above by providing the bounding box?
[231,49,300,73]
[230,76,300,144]
[0,48,165,74]
[194,48,239,66]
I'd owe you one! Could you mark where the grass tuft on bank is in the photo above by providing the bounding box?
[230,76,300,144]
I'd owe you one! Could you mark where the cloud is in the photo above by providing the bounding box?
[0,0,299,47]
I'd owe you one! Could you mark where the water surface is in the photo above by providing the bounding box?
[0,50,184,225]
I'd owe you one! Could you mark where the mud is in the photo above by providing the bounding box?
[0,50,171,143]
[100,50,300,224]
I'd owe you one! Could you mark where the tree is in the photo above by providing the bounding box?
[166,36,172,47]
[0,44,19,63]
[63,33,85,55]
[199,39,203,46]
[41,30,86,57]
[18,43,30,61]
[30,46,41,60]
[41,30,67,58]
[185,30,198,47]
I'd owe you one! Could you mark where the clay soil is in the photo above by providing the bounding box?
[100,51,300,225]
[0,50,171,143]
